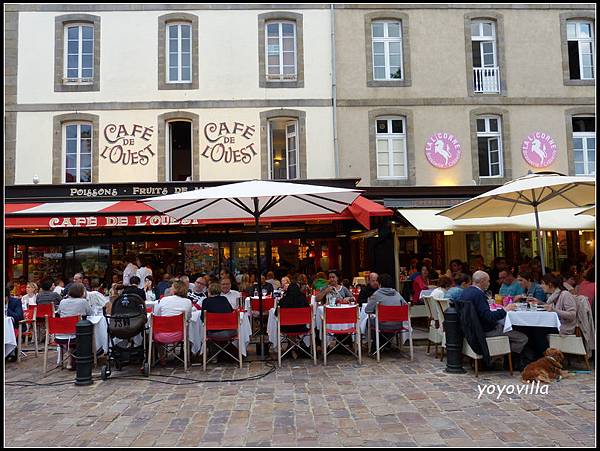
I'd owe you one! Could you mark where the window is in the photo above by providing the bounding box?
[166,23,192,83]
[64,123,92,183]
[572,116,595,175]
[567,21,595,80]
[372,21,402,80]
[167,121,192,181]
[55,14,100,92]
[471,20,500,93]
[268,118,298,180]
[476,116,503,177]
[64,24,94,82]
[265,21,297,81]
[375,117,407,179]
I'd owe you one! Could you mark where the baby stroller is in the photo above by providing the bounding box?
[101,292,149,379]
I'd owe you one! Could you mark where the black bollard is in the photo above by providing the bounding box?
[444,302,466,374]
[74,317,94,386]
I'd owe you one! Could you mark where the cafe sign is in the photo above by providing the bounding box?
[201,121,257,164]
[521,131,557,168]
[424,132,462,169]
[101,123,155,166]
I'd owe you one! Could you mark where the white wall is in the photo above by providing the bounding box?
[17,9,333,104]
[13,107,335,184]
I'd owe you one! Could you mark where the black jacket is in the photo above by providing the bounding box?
[453,299,491,366]
[201,295,234,322]
[358,285,377,306]
[251,282,274,296]
[460,286,506,332]
[123,286,147,302]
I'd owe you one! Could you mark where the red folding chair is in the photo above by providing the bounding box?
[147,313,188,373]
[250,296,275,337]
[202,310,242,371]
[276,306,316,367]
[368,304,413,361]
[35,303,56,343]
[18,306,39,361]
[43,315,80,374]
[322,306,361,365]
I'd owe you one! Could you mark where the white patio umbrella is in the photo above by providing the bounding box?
[576,205,596,217]
[437,173,596,275]
[141,180,361,357]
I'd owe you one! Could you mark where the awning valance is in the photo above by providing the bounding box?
[5,196,392,230]
[398,208,596,232]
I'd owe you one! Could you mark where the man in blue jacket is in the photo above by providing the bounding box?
[460,271,528,356]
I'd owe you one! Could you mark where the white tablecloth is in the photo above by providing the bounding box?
[191,310,252,356]
[87,316,110,353]
[5,317,17,357]
[502,310,561,333]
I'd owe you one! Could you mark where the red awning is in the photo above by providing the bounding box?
[5,196,392,230]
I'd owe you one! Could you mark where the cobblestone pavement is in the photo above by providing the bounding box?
[4,345,595,447]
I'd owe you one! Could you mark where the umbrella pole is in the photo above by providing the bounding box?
[534,205,546,276]
[254,198,266,359]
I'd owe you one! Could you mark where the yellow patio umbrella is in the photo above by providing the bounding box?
[437,173,596,274]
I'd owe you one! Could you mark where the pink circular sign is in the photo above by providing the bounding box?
[521,132,557,168]
[424,132,462,169]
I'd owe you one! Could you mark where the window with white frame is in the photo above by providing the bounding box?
[567,21,595,80]
[266,21,297,81]
[572,116,595,175]
[372,21,403,80]
[268,118,298,180]
[471,20,500,93]
[64,123,92,183]
[64,24,94,81]
[376,117,407,178]
[167,23,192,83]
[476,116,503,177]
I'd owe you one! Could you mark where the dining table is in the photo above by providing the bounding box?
[5,317,17,358]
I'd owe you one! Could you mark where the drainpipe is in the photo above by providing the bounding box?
[330,3,339,178]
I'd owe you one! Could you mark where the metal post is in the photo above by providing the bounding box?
[74,317,94,386]
[534,205,546,275]
[254,198,267,358]
[444,302,466,374]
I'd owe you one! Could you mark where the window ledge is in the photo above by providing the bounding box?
[564,79,596,86]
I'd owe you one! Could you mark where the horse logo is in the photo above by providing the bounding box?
[530,139,547,165]
[434,140,451,166]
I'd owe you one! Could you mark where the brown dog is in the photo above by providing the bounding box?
[522,348,569,384]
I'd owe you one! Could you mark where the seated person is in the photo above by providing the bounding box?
[358,272,379,306]
[122,276,147,302]
[315,271,353,305]
[155,280,192,320]
[250,275,275,297]
[541,274,577,335]
[446,273,471,302]
[220,277,242,309]
[5,286,24,362]
[276,282,310,333]
[154,280,193,366]
[365,274,407,350]
[576,266,595,309]
[57,283,93,369]
[430,275,453,300]
[201,282,236,341]
[498,270,525,298]
[514,271,547,304]
[36,278,62,307]
[459,271,528,366]
[311,272,329,291]
[265,271,281,290]
[411,266,430,304]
